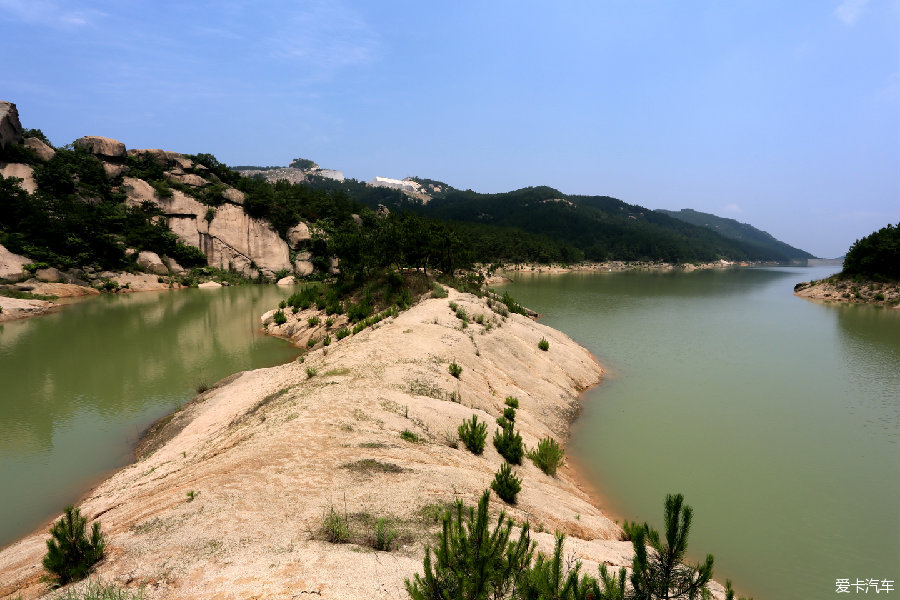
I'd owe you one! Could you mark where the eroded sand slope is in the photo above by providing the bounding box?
[1,290,638,599]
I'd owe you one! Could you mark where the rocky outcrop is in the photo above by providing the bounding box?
[236,166,307,185]
[24,137,55,161]
[34,267,63,282]
[127,149,193,171]
[136,251,169,276]
[0,101,23,149]
[122,178,292,279]
[286,222,311,248]
[0,244,31,282]
[0,162,36,194]
[74,136,126,159]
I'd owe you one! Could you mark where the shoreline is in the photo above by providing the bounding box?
[794,276,900,308]
[0,289,629,599]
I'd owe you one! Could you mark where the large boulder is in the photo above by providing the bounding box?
[35,267,63,283]
[168,173,208,187]
[0,243,31,282]
[136,251,169,275]
[0,163,36,194]
[276,275,296,286]
[221,187,244,205]
[74,136,126,159]
[286,222,311,248]
[24,137,55,161]
[294,259,314,276]
[0,101,23,149]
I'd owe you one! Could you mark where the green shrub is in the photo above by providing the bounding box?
[458,415,487,454]
[405,490,630,600]
[306,337,317,348]
[336,328,350,340]
[875,292,886,301]
[306,366,317,378]
[278,300,287,309]
[493,425,524,465]
[372,518,398,551]
[272,310,287,325]
[504,396,519,409]
[475,313,485,325]
[431,282,448,298]
[323,335,331,346]
[491,463,522,504]
[448,301,458,312]
[42,506,106,586]
[455,307,469,323]
[496,416,510,429]
[502,406,516,422]
[538,337,550,351]
[449,362,462,378]
[308,316,320,326]
[400,429,422,443]
[320,505,350,544]
[325,317,335,328]
[527,437,565,476]
[500,291,527,316]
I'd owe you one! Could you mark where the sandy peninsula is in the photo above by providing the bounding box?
[0,288,655,599]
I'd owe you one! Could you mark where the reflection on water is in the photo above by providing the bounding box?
[0,286,297,548]
[500,267,900,600]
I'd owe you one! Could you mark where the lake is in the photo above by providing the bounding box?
[0,285,298,548]
[499,266,899,600]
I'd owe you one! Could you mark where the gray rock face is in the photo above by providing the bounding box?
[74,136,126,159]
[122,178,291,279]
[0,101,23,149]
[0,243,31,282]
[24,137,55,161]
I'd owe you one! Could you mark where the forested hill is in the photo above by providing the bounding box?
[293,175,814,263]
[657,208,814,261]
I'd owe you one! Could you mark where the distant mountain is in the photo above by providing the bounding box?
[656,209,814,261]
[293,170,816,263]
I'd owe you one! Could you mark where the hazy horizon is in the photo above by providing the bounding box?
[2,1,897,258]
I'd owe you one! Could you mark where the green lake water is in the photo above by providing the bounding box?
[0,286,298,549]
[499,267,899,600]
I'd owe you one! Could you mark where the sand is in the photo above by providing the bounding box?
[0,288,728,599]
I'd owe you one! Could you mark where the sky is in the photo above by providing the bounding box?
[1,1,897,258]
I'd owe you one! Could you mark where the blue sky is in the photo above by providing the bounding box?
[1,1,897,258]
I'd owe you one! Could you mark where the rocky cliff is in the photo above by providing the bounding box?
[0,101,317,281]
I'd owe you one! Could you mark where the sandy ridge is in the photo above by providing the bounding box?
[0,289,646,599]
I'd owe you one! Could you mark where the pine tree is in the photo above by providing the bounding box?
[405,489,533,600]
[42,505,106,586]
[629,494,714,600]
